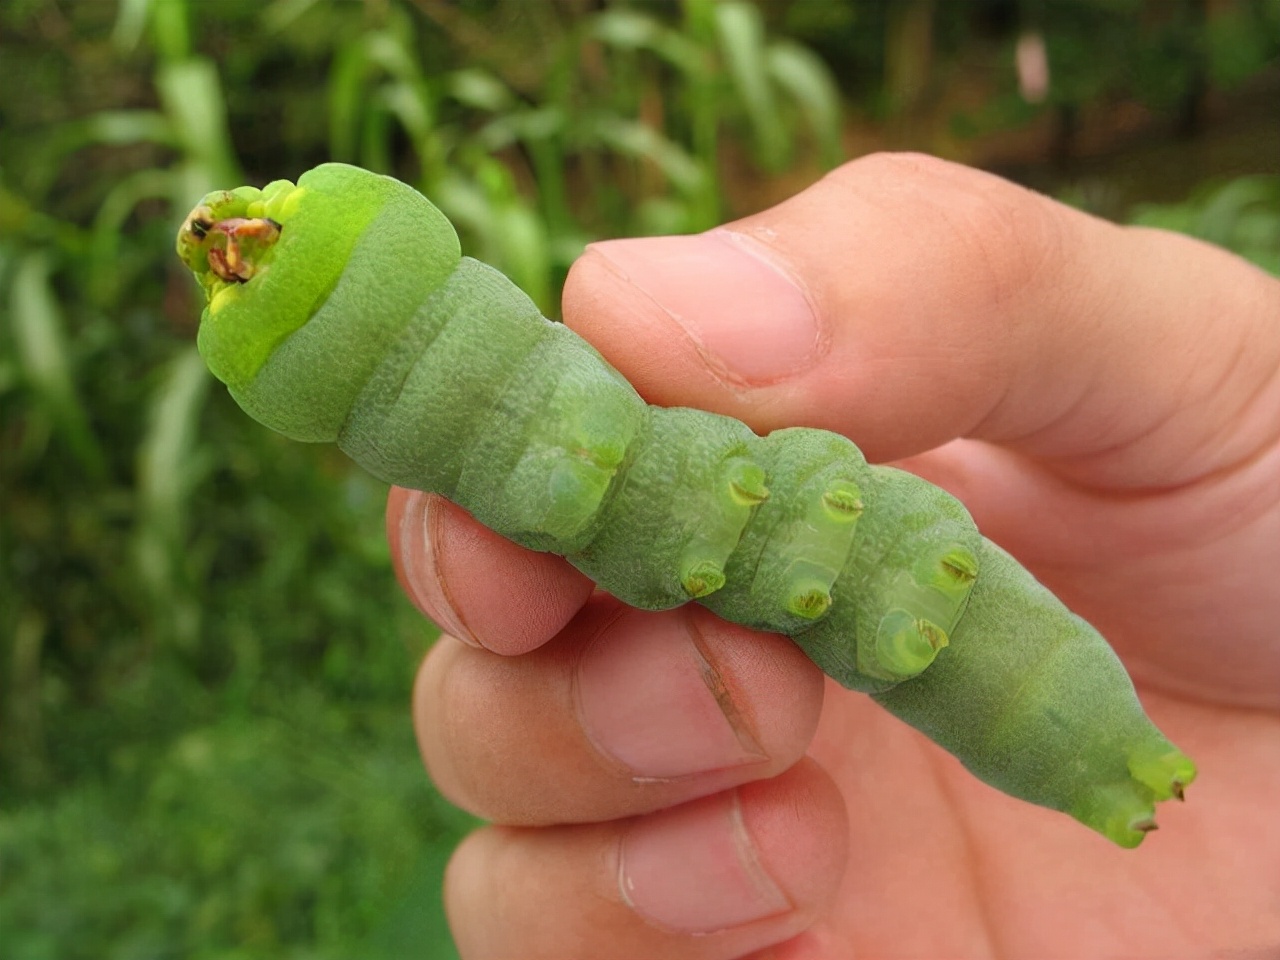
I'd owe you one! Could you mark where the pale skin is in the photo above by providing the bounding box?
[386,153,1280,959]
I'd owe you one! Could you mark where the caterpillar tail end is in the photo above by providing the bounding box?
[1129,743,1198,803]
[1079,746,1198,848]
[873,539,1197,848]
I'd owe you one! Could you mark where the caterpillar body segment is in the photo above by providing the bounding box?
[874,539,1198,847]
[178,162,1196,847]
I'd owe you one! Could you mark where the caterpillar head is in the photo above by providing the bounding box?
[178,163,460,442]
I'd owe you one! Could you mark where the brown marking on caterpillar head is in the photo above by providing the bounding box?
[205,217,283,283]
[181,204,215,243]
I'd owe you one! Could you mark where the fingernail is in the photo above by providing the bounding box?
[589,230,821,384]
[575,610,767,781]
[398,490,482,648]
[620,790,791,935]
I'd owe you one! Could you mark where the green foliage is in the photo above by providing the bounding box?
[0,1,843,956]
[1129,175,1280,276]
[318,0,844,307]
[938,0,1280,144]
[0,692,473,960]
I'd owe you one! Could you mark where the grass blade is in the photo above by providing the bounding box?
[715,1,787,171]
[133,345,212,651]
[7,253,107,479]
[767,40,845,170]
[155,58,241,187]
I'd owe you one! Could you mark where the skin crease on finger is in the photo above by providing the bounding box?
[409,599,826,827]
[392,153,1280,958]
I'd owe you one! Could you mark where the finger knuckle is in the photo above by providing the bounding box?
[831,151,1070,306]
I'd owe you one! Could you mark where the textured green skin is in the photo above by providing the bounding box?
[182,163,1195,846]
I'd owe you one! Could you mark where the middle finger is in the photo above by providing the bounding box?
[415,596,825,825]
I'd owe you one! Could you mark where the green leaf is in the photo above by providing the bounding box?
[715,1,787,171]
[7,253,106,479]
[261,0,324,33]
[150,0,192,63]
[88,168,177,306]
[155,58,241,187]
[328,40,369,161]
[590,116,707,196]
[78,109,177,148]
[446,68,515,113]
[767,40,845,170]
[112,0,153,54]
[592,9,707,77]
[135,346,212,549]
[132,345,213,651]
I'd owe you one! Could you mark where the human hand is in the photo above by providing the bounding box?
[388,153,1280,959]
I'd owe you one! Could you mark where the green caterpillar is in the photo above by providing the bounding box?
[177,162,1195,847]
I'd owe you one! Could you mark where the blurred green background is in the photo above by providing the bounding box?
[1,1,1277,957]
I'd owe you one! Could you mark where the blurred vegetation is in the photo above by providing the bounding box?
[0,0,1276,957]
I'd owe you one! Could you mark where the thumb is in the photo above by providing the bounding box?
[562,152,1280,491]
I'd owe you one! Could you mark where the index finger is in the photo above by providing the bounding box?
[387,486,594,655]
